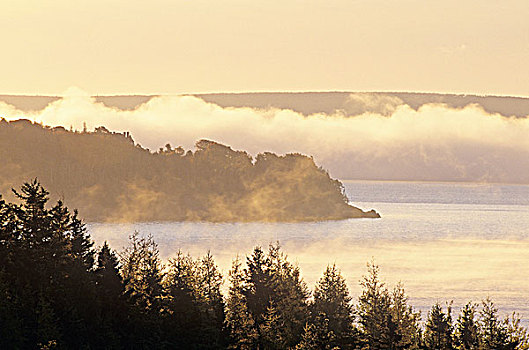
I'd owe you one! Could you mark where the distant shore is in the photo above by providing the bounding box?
[2,91,529,117]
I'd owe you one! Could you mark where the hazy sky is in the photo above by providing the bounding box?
[1,0,528,96]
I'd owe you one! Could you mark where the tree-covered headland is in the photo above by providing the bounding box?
[0,181,527,349]
[0,119,379,222]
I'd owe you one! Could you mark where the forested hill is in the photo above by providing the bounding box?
[0,119,378,222]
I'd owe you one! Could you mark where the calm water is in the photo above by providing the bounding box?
[88,181,529,325]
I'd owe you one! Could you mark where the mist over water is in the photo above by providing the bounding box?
[3,92,528,323]
[88,181,529,326]
[2,91,529,183]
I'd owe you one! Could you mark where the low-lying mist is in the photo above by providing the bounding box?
[88,223,529,325]
[2,90,529,183]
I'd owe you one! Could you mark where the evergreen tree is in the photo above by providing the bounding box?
[266,243,310,347]
[49,202,98,347]
[163,250,225,348]
[477,297,525,349]
[35,294,61,349]
[196,251,226,349]
[95,242,126,347]
[244,245,273,328]
[243,243,310,348]
[95,242,123,302]
[225,256,258,349]
[1,180,99,348]
[503,312,529,350]
[424,302,454,350]
[454,302,479,350]
[296,314,337,350]
[260,304,287,349]
[163,250,200,347]
[311,263,359,349]
[120,232,165,346]
[0,195,12,267]
[0,269,24,348]
[389,283,421,349]
[1,181,528,349]
[357,261,420,349]
[0,196,24,348]
[357,261,392,349]
[121,232,164,311]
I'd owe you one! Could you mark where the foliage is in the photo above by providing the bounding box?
[0,181,526,349]
[310,264,359,349]
[0,119,377,222]
[424,302,454,350]
[454,302,479,349]
[239,243,311,348]
[357,261,421,349]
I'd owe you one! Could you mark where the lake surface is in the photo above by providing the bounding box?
[88,181,529,325]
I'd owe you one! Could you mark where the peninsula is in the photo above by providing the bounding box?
[0,119,379,222]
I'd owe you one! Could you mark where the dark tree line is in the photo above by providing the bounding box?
[0,181,527,349]
[0,119,378,222]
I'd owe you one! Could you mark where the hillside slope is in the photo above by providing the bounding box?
[0,119,378,222]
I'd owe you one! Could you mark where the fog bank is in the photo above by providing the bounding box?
[2,91,529,183]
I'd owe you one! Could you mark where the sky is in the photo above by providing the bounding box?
[1,0,528,96]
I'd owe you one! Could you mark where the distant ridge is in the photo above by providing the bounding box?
[195,92,529,118]
[0,95,61,111]
[1,92,528,117]
[0,94,155,112]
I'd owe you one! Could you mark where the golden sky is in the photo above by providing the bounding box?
[1,0,528,96]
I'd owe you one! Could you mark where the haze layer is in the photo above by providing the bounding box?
[1,92,529,183]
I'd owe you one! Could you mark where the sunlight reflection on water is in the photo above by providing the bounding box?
[88,181,529,325]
